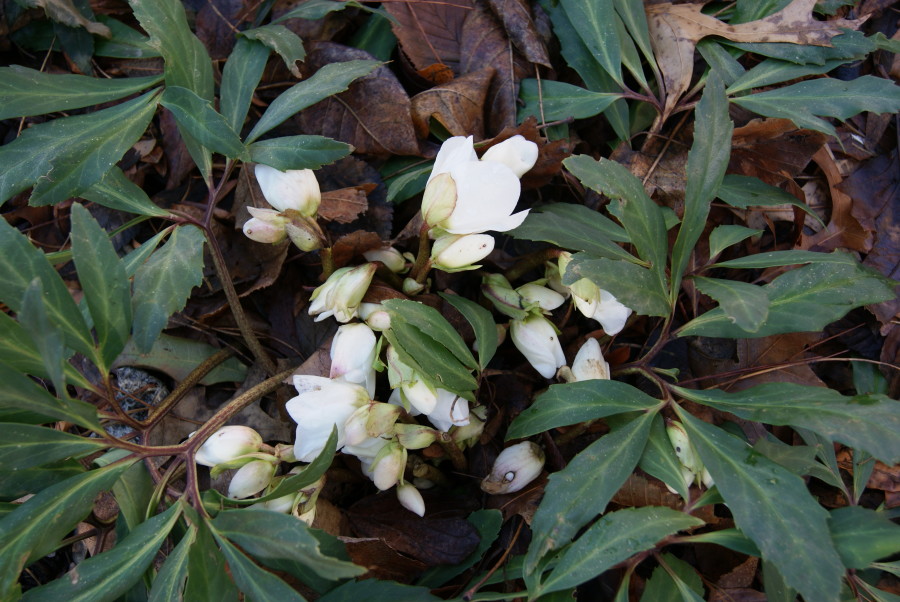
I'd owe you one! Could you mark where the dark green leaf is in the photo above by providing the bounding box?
[185,521,238,602]
[679,528,761,557]
[691,277,769,333]
[148,526,196,602]
[93,15,158,59]
[18,279,68,394]
[384,323,477,397]
[319,579,441,601]
[510,203,636,264]
[112,461,155,534]
[728,57,855,95]
[0,460,136,599]
[417,509,502,587]
[678,256,896,337]
[0,360,99,429]
[525,412,655,573]
[763,559,798,602]
[696,40,745,86]
[383,299,477,371]
[731,76,900,137]
[717,174,822,226]
[113,334,247,386]
[507,380,661,439]
[21,502,182,601]
[0,424,106,470]
[674,408,844,602]
[71,203,132,368]
[132,225,206,353]
[220,37,270,133]
[641,553,705,602]
[539,507,704,596]
[830,506,900,569]
[0,89,159,206]
[671,73,732,297]
[213,509,365,582]
[439,293,498,370]
[518,79,622,121]
[639,414,690,502]
[675,383,900,465]
[565,254,671,317]
[383,159,431,203]
[80,167,169,217]
[248,136,352,171]
[160,86,248,160]
[0,313,88,390]
[245,60,379,143]
[559,0,622,85]
[724,30,874,65]
[708,225,762,259]
[0,67,162,119]
[712,249,851,269]
[614,0,657,70]
[210,529,306,601]
[274,0,385,21]
[242,24,305,76]
[0,461,85,502]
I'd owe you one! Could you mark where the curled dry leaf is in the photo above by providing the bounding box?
[318,186,371,224]
[485,0,550,67]
[803,146,872,253]
[331,230,384,269]
[729,118,827,185]
[647,0,866,119]
[410,67,495,139]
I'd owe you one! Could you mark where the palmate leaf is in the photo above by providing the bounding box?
[674,383,900,465]
[674,408,844,602]
[21,502,183,601]
[384,299,478,374]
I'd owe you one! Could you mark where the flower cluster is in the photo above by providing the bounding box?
[242,165,325,251]
[193,425,282,500]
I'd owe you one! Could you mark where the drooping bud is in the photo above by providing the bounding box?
[330,322,377,396]
[227,459,276,499]
[284,215,324,252]
[371,441,407,491]
[308,264,377,323]
[255,164,321,216]
[431,233,495,271]
[195,426,263,467]
[570,338,610,381]
[396,482,426,517]
[480,135,539,178]
[481,441,545,495]
[363,246,407,273]
[666,420,703,475]
[509,314,566,379]
[394,423,439,449]
[421,172,458,227]
[517,282,566,313]
[482,273,528,320]
[402,277,426,296]
[242,208,288,244]
[359,303,392,331]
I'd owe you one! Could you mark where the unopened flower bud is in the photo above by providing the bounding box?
[481,135,539,178]
[482,273,528,319]
[363,246,407,273]
[285,216,324,252]
[227,459,276,499]
[421,172,458,227]
[372,441,407,491]
[194,426,263,467]
[570,338,610,381]
[517,282,566,313]
[255,164,321,216]
[274,443,296,463]
[360,303,392,331]
[402,277,426,296]
[243,208,288,244]
[510,314,566,379]
[431,233,494,271]
[330,322,377,396]
[451,413,485,447]
[397,483,425,516]
[367,402,402,438]
[481,441,545,495]
[394,423,439,449]
[666,421,703,475]
[309,264,377,323]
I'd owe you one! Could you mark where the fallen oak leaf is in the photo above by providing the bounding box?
[647,0,866,120]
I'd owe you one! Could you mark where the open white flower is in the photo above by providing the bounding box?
[329,323,377,396]
[510,314,566,379]
[286,375,369,462]
[558,253,633,335]
[255,165,321,216]
[570,338,610,381]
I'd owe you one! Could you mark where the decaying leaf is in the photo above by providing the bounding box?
[410,67,494,139]
[729,118,828,185]
[803,147,872,253]
[647,0,866,118]
[485,0,551,67]
[319,186,371,224]
[19,0,111,37]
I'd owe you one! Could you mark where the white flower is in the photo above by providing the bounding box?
[481,135,539,178]
[558,254,632,335]
[286,375,369,462]
[308,264,377,323]
[427,388,470,432]
[570,338,610,381]
[397,483,426,516]
[431,233,495,271]
[510,314,566,379]
[255,164,320,216]
[422,136,530,235]
[359,302,392,331]
[242,208,288,244]
[481,441,545,495]
[194,426,262,467]
[516,282,565,313]
[227,460,276,499]
[371,441,407,490]
[329,323,377,396]
[363,246,406,273]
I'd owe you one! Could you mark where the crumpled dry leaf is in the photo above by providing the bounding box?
[647,0,866,119]
[318,185,371,224]
[410,67,494,139]
[485,0,550,67]
[729,118,828,186]
[21,0,111,37]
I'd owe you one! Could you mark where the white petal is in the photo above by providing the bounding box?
[397,483,426,516]
[426,389,469,432]
[593,289,632,335]
[510,315,566,379]
[443,161,522,234]
[480,135,539,178]
[571,338,610,381]
[428,135,477,183]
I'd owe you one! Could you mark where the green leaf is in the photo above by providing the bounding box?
[671,72,732,297]
[383,159,431,203]
[417,509,502,587]
[565,254,671,317]
[15,0,109,35]
[319,579,441,602]
[678,256,896,337]
[80,167,169,217]
[275,0,386,21]
[241,24,305,76]
[248,136,352,171]
[639,414,690,502]
[112,461,155,535]
[712,249,851,269]
[213,509,365,582]
[0,461,85,502]
[691,277,769,333]
[731,76,900,137]
[518,79,622,121]
[245,60,379,143]
[708,225,762,259]
[559,0,622,85]
[696,40,745,86]
[185,521,238,601]
[727,57,854,95]
[93,15,158,59]
[614,0,658,74]
[0,67,162,119]
[507,380,661,439]
[0,424,107,471]
[830,506,900,569]
[674,408,844,602]
[717,174,823,226]
[439,293,498,370]
[538,507,703,596]
[131,225,206,353]
[210,528,307,602]
[383,299,477,371]
[220,37,270,133]
[384,325,477,398]
[0,361,100,429]
[148,526,196,602]
[160,86,248,160]
[0,89,159,206]
[113,334,247,386]
[0,460,136,598]
[510,203,637,264]
[525,412,655,573]
[71,203,132,368]
[0,313,88,390]
[18,279,68,394]
[674,383,900,465]
[679,528,761,557]
[21,502,182,601]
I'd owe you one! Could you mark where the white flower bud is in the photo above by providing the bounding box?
[284,216,324,252]
[330,322,377,396]
[402,277,426,296]
[517,282,566,313]
[227,459,276,499]
[482,274,528,320]
[421,172,458,227]
[363,246,407,273]
[481,441,545,495]
[359,303,392,331]
[480,135,539,178]
[431,233,495,271]
[666,421,703,475]
[242,208,288,244]
[308,264,377,323]
[194,426,263,467]
[371,441,407,491]
[510,315,566,379]
[397,483,426,517]
[255,164,321,216]
[570,338,610,381]
[427,389,470,432]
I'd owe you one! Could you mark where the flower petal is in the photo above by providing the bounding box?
[428,135,477,183]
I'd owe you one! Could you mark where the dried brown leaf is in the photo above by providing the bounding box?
[385,0,472,74]
[803,146,872,253]
[410,67,494,139]
[485,0,550,67]
[729,118,827,185]
[331,230,384,268]
[319,186,370,224]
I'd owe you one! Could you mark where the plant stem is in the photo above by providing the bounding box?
[144,348,234,427]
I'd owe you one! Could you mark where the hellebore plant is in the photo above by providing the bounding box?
[243,165,326,251]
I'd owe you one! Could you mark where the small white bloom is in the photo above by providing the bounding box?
[286,375,369,462]
[510,315,566,379]
[329,323,377,396]
[371,441,407,490]
[308,264,377,323]
[431,233,495,271]
[517,282,565,313]
[227,460,276,499]
[481,441,545,495]
[255,164,321,216]
[359,303,392,331]
[194,426,262,467]
[558,254,632,335]
[242,208,288,244]
[427,389,470,432]
[480,135,539,178]
[397,483,426,516]
[570,338,610,381]
[363,246,406,273]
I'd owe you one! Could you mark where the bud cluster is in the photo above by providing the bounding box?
[242,165,327,252]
